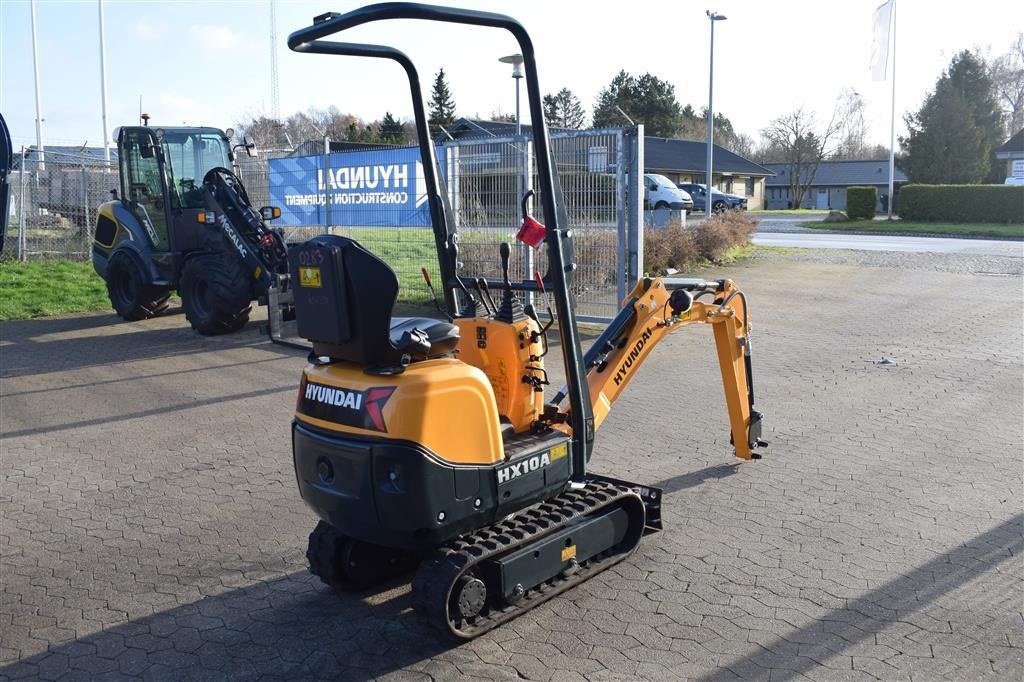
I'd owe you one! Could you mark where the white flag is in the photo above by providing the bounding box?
[870,0,893,81]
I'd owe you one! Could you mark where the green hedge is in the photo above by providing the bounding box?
[846,186,877,220]
[899,184,1024,223]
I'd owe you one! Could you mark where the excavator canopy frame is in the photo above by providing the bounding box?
[287,2,596,480]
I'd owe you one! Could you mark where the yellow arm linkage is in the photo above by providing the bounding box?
[559,276,764,460]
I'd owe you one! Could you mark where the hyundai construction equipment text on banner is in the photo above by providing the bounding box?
[269,147,430,227]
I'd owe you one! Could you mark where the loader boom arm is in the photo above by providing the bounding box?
[558,276,764,460]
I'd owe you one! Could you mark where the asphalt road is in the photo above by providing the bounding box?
[752,231,1024,256]
[749,213,1024,256]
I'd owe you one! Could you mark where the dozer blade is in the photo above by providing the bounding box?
[411,479,647,640]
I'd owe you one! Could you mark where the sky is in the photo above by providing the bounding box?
[1,0,1022,153]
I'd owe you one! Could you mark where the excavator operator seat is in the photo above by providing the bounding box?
[288,235,458,366]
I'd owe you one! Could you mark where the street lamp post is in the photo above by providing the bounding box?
[499,53,531,302]
[706,10,727,218]
[499,54,524,135]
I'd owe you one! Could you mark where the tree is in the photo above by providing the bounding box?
[760,105,842,208]
[236,114,288,150]
[543,87,586,129]
[901,51,1004,183]
[429,68,457,133]
[832,88,875,160]
[592,70,684,137]
[990,33,1024,136]
[379,112,408,144]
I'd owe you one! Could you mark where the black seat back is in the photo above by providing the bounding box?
[289,235,403,365]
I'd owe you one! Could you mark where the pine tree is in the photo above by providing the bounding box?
[428,69,457,132]
[379,112,407,144]
[591,70,683,137]
[901,51,1004,183]
[543,88,586,129]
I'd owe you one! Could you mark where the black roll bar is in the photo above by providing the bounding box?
[288,2,595,478]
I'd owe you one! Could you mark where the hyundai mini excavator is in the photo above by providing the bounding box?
[286,3,766,640]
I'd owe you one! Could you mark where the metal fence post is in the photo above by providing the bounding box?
[615,130,627,303]
[323,136,332,234]
[82,162,89,255]
[18,148,27,261]
[522,137,534,306]
[626,124,644,284]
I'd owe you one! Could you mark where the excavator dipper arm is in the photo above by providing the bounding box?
[555,276,765,461]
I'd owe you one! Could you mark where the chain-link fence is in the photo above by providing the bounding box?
[236,127,644,320]
[442,128,639,320]
[5,149,118,260]
[9,128,645,322]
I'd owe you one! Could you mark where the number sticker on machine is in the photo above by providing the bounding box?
[299,266,322,288]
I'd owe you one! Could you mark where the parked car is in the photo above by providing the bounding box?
[677,183,747,213]
[645,173,694,212]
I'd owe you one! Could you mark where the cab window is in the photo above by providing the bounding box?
[161,132,231,209]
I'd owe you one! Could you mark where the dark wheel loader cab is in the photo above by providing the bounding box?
[92,125,285,332]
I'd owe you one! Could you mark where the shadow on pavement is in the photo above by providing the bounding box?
[1,384,298,439]
[653,462,741,493]
[0,571,453,680]
[0,312,303,379]
[699,514,1024,681]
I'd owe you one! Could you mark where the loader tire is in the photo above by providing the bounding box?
[179,253,251,335]
[105,250,170,321]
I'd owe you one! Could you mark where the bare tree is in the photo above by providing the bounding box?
[832,88,873,160]
[235,110,288,150]
[760,105,842,208]
[990,33,1024,134]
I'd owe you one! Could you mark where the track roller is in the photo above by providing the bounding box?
[306,520,420,591]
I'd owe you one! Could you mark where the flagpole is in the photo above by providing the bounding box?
[887,0,896,220]
[98,0,111,165]
[30,0,45,171]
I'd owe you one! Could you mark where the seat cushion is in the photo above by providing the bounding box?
[389,317,460,359]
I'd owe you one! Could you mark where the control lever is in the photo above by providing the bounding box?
[477,278,497,315]
[448,239,480,316]
[523,271,554,358]
[421,268,452,321]
[494,242,525,323]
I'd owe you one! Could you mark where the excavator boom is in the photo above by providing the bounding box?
[557,276,765,460]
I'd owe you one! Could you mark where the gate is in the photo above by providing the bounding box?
[439,125,644,322]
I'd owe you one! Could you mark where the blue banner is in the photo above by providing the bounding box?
[269,146,430,227]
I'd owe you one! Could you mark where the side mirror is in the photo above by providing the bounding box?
[260,206,281,221]
[245,136,258,158]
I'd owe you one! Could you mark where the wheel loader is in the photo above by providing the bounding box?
[285,2,766,640]
[0,113,11,253]
[91,125,289,334]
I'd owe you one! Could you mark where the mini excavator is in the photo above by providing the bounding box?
[285,3,766,640]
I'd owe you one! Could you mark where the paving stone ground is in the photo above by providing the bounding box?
[1,249,1022,681]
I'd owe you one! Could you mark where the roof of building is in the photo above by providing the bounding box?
[439,118,573,142]
[644,137,773,177]
[440,119,772,177]
[287,139,398,157]
[762,159,907,187]
[995,128,1024,158]
[13,145,117,170]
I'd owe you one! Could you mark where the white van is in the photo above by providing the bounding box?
[644,173,693,212]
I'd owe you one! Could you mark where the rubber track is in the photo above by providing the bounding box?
[411,479,644,640]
